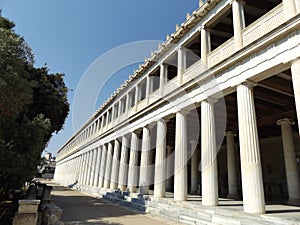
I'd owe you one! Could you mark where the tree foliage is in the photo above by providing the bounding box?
[0,12,69,195]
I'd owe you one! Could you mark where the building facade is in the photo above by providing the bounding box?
[54,0,300,214]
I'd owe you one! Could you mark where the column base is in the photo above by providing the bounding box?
[128,187,137,193]
[287,198,300,206]
[118,185,126,192]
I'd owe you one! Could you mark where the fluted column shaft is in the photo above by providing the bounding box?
[190,141,200,195]
[75,157,79,182]
[128,133,140,193]
[110,140,121,189]
[118,136,129,191]
[177,47,187,85]
[174,111,188,201]
[83,153,89,185]
[154,120,167,198]
[104,143,113,189]
[80,153,86,185]
[140,127,152,195]
[201,100,218,206]
[226,131,238,198]
[277,118,300,203]
[87,150,94,185]
[98,145,107,188]
[166,146,174,191]
[78,155,84,184]
[237,83,265,214]
[291,59,300,133]
[201,28,210,65]
[159,64,167,96]
[296,0,300,13]
[232,0,245,49]
[89,149,97,186]
[93,147,102,186]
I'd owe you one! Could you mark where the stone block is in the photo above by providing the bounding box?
[18,200,40,213]
[13,212,38,225]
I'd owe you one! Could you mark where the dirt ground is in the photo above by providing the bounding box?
[51,184,182,225]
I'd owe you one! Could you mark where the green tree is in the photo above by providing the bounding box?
[0,12,69,196]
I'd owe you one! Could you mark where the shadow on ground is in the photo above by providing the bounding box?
[51,185,143,225]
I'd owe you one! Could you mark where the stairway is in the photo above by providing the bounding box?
[146,198,300,225]
[102,190,147,212]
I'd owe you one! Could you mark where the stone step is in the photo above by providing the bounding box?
[260,214,300,225]
[146,199,300,225]
[102,191,146,212]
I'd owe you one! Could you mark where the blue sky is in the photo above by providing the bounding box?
[0,0,199,156]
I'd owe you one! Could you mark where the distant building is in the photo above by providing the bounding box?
[37,153,56,179]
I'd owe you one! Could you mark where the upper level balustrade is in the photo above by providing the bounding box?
[57,0,297,161]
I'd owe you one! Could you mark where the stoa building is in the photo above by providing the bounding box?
[55,0,300,222]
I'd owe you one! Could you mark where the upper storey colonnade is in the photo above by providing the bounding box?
[57,0,299,161]
[55,0,300,215]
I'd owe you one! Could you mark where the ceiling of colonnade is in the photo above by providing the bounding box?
[161,69,297,148]
[224,69,298,139]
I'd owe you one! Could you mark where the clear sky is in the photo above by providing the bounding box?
[0,0,199,156]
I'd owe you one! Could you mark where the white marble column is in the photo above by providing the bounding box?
[159,64,167,96]
[145,76,151,104]
[174,111,188,201]
[139,127,152,195]
[78,155,84,184]
[201,99,218,206]
[89,149,97,186]
[277,118,300,204]
[283,0,297,20]
[83,153,89,185]
[232,0,245,49]
[118,136,129,191]
[93,147,102,187]
[201,28,210,65]
[80,154,86,185]
[296,0,300,13]
[226,131,238,199]
[128,132,140,193]
[75,156,80,182]
[87,150,94,185]
[237,82,265,214]
[110,140,121,189]
[291,58,300,134]
[154,120,167,198]
[104,143,113,189]
[190,141,200,195]
[177,47,187,85]
[98,145,107,188]
[166,146,174,191]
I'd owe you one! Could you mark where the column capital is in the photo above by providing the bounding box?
[176,109,190,116]
[201,97,218,105]
[237,80,257,89]
[277,118,295,126]
[178,45,187,51]
[225,131,237,137]
[292,57,300,66]
[230,0,246,5]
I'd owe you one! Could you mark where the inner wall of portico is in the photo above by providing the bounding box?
[217,135,300,201]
